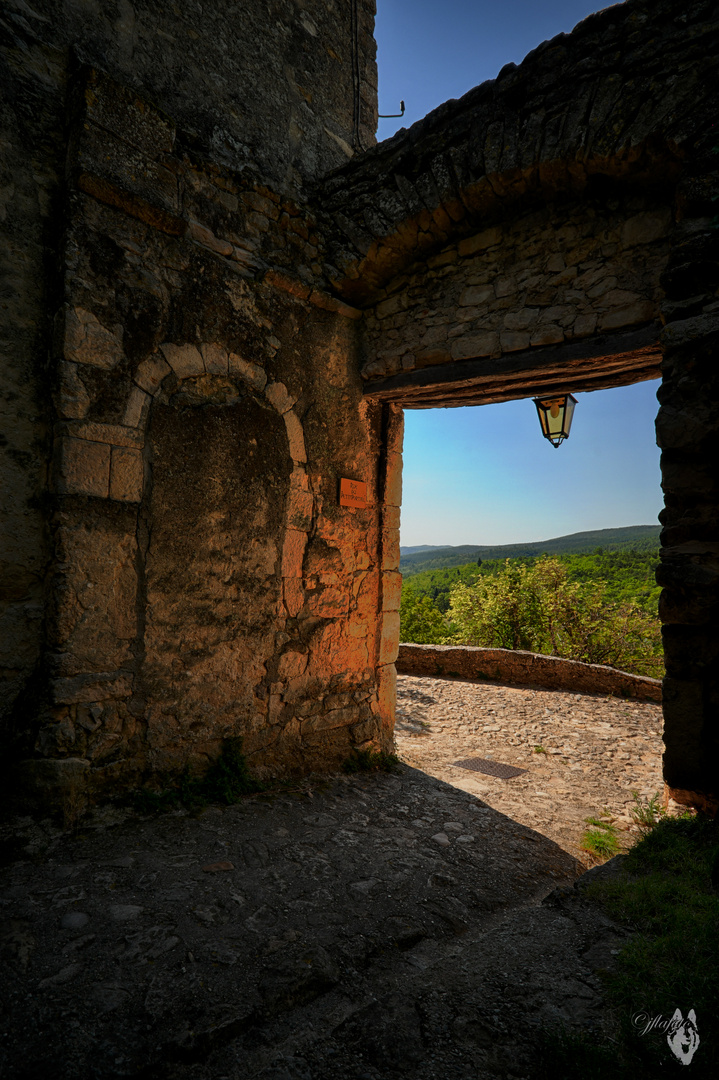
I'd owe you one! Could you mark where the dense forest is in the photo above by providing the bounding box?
[400,524,661,574]
[400,546,664,679]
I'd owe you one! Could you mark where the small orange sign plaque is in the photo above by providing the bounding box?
[339,478,367,508]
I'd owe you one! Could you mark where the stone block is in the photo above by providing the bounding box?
[265,381,296,414]
[134,354,171,394]
[201,343,229,374]
[123,386,149,428]
[56,362,91,419]
[384,451,403,507]
[16,757,90,808]
[264,269,311,301]
[301,705,361,735]
[110,447,144,503]
[283,578,304,617]
[309,289,362,320]
[415,349,451,367]
[459,284,493,307]
[531,325,564,346]
[621,209,672,248]
[282,528,307,578]
[56,437,110,498]
[382,571,402,612]
[660,313,719,355]
[500,331,531,352]
[64,307,124,370]
[284,410,307,463]
[376,662,397,732]
[458,226,501,257]
[187,219,233,257]
[229,353,267,390]
[278,649,308,679]
[384,505,401,530]
[572,313,597,338]
[376,294,403,318]
[62,421,143,449]
[286,486,314,531]
[451,332,499,360]
[382,528,400,571]
[379,611,400,665]
[50,671,133,704]
[504,309,537,331]
[386,404,404,455]
[160,342,204,378]
[598,301,654,332]
[495,277,515,298]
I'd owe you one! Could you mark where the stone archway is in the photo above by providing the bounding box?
[317,0,719,812]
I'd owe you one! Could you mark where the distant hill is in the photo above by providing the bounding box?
[399,545,444,555]
[400,525,661,575]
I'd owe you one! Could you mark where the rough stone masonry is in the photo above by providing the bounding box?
[1,0,718,813]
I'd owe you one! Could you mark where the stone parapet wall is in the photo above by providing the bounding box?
[397,644,662,703]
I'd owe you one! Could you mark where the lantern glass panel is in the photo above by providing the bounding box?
[533,394,577,447]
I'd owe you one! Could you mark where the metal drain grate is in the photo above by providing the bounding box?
[452,757,528,779]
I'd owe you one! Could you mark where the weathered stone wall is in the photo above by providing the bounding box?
[362,196,672,382]
[397,644,662,703]
[0,31,66,763]
[32,67,396,800]
[1,2,385,805]
[2,0,377,190]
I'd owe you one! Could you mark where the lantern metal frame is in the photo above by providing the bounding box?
[533,393,577,448]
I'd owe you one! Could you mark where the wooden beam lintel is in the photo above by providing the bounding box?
[383,352,661,404]
[363,322,663,406]
[401,362,661,409]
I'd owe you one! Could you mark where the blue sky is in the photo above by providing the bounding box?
[373,1,664,547]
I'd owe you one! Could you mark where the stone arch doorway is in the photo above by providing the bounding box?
[318,0,719,812]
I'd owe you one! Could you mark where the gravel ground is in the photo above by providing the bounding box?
[0,675,665,1079]
[396,674,665,866]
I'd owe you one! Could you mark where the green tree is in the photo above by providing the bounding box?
[447,556,663,677]
[399,590,449,644]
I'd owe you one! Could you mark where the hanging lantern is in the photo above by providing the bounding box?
[533,393,577,448]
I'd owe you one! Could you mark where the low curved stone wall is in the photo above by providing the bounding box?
[397,644,662,703]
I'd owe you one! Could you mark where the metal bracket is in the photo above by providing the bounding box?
[378,100,405,119]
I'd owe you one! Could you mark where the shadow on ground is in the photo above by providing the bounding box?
[1,763,632,1080]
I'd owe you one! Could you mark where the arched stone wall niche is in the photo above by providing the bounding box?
[140,365,291,777]
[49,340,331,776]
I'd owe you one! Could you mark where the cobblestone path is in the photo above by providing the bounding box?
[0,675,667,1079]
[396,674,665,866]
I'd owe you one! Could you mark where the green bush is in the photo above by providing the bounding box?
[399,590,450,644]
[447,556,662,676]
